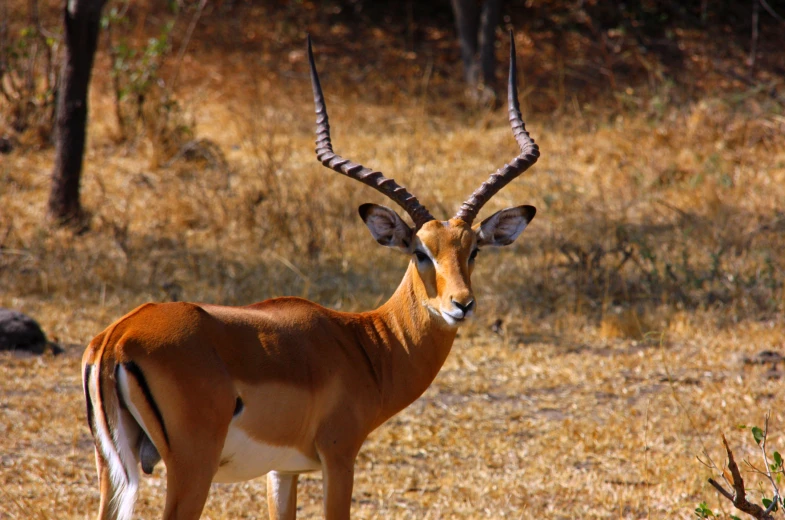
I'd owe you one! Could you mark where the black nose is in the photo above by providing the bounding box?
[453,299,475,314]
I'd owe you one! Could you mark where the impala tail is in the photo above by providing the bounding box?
[83,340,167,520]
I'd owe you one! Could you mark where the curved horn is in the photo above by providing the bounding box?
[454,31,540,225]
[307,36,435,229]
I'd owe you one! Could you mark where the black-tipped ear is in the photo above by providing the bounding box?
[359,203,414,253]
[474,205,535,247]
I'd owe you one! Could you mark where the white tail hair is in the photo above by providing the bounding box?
[87,365,140,520]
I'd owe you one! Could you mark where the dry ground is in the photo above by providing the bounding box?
[2,316,785,519]
[2,2,785,518]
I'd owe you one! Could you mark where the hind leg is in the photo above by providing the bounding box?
[161,424,228,520]
[94,448,117,520]
[161,461,215,520]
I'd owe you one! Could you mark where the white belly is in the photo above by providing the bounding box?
[213,425,321,483]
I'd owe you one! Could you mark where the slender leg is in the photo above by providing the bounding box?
[161,460,215,520]
[321,459,356,520]
[142,343,236,520]
[267,472,299,520]
[94,447,117,520]
[160,430,225,520]
[160,417,229,520]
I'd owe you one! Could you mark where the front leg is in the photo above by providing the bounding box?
[321,457,356,520]
[267,471,299,520]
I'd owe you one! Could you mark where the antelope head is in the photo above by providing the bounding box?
[308,33,539,327]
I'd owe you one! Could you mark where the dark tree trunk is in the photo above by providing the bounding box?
[451,0,480,86]
[450,0,503,98]
[47,0,106,226]
[478,0,502,85]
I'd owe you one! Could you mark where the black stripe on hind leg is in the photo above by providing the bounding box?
[83,364,95,436]
[121,361,170,446]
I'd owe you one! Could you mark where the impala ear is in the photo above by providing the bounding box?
[359,203,414,253]
[475,205,536,247]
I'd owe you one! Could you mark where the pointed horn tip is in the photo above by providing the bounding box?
[306,35,318,72]
[305,32,434,229]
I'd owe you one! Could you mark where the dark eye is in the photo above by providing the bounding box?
[414,251,430,264]
[469,248,480,262]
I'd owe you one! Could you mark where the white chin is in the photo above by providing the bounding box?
[440,312,466,327]
[441,314,458,326]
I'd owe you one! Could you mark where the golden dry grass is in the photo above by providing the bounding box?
[3,317,785,518]
[2,3,785,519]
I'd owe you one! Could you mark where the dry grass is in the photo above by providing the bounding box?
[2,3,785,518]
[3,318,785,518]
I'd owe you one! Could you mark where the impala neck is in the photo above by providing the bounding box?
[367,262,459,425]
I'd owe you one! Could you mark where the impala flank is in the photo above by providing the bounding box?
[82,34,540,520]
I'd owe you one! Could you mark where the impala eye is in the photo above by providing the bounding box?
[469,248,480,262]
[414,251,430,264]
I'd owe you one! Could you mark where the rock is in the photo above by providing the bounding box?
[0,308,62,355]
[0,136,13,154]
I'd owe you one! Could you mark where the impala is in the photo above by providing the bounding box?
[82,33,539,520]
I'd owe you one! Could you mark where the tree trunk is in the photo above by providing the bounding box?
[478,0,502,87]
[450,0,480,86]
[450,0,503,101]
[47,0,106,226]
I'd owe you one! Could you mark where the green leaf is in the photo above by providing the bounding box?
[774,451,782,468]
[752,426,765,445]
[694,502,714,518]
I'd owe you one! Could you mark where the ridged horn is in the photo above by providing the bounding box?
[307,35,435,229]
[454,31,540,225]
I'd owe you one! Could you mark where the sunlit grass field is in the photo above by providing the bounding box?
[2,2,785,518]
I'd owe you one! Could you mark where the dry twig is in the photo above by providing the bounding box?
[170,0,208,92]
[708,433,776,520]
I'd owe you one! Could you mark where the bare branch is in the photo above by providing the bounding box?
[169,0,207,92]
[708,477,735,501]
[744,457,769,476]
[710,434,776,520]
[697,452,715,470]
[759,412,782,511]
[759,0,785,24]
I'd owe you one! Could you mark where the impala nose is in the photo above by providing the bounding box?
[452,299,475,318]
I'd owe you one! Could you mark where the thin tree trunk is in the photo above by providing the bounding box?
[450,0,503,101]
[47,0,106,226]
[478,0,502,86]
[450,0,480,86]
